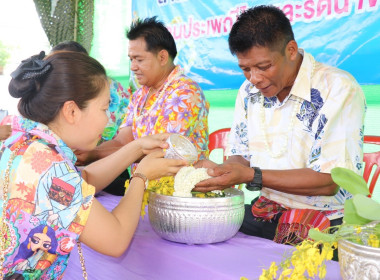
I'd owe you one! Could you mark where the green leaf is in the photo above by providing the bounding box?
[343,199,372,225]
[331,167,369,195]
[353,194,380,220]
[308,228,337,242]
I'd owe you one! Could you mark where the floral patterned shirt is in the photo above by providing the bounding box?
[0,116,95,279]
[99,78,130,144]
[227,50,366,218]
[122,65,209,162]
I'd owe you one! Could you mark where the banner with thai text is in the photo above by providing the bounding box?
[131,0,380,90]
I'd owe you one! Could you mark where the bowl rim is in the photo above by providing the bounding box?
[338,238,380,252]
[149,187,244,202]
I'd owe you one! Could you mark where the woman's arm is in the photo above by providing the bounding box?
[82,133,168,192]
[79,151,187,257]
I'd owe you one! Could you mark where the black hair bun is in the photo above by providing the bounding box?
[8,51,52,98]
[8,78,37,98]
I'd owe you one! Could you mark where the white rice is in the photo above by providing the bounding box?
[173,166,212,197]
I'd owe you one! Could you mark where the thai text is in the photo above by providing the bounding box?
[166,0,379,41]
[166,5,247,40]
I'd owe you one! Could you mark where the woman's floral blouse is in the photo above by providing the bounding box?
[0,116,95,279]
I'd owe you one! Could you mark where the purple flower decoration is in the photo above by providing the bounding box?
[167,122,182,133]
[178,110,191,122]
[168,93,188,112]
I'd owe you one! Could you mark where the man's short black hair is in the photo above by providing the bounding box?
[51,41,89,55]
[228,5,294,55]
[126,16,177,60]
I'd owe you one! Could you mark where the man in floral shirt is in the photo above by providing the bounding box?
[74,17,209,175]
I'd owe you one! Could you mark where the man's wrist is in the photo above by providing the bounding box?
[245,166,256,184]
[246,167,263,191]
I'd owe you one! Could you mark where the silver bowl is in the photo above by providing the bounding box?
[148,188,245,245]
[339,239,380,280]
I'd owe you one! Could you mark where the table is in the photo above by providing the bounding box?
[64,192,342,280]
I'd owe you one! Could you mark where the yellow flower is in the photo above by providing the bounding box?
[258,270,272,280]
[281,268,292,276]
[319,265,327,279]
[355,226,362,234]
[260,240,335,280]
[125,176,175,217]
[268,262,278,278]
[368,234,380,248]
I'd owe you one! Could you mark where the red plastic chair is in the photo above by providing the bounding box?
[363,135,380,197]
[208,128,231,161]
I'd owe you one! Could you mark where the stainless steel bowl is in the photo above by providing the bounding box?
[339,239,380,280]
[148,188,245,245]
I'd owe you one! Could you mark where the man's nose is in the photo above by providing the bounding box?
[249,69,263,85]
[130,60,138,71]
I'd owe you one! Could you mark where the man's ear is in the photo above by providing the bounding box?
[61,100,80,124]
[285,40,298,61]
[157,49,170,66]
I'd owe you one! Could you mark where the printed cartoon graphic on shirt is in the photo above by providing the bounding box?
[7,224,58,278]
[34,162,83,229]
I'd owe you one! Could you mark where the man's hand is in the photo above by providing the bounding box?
[0,125,11,140]
[75,150,93,166]
[193,159,218,169]
[193,162,254,192]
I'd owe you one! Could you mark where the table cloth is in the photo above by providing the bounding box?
[64,192,342,280]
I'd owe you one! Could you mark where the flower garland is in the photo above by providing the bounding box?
[259,95,301,158]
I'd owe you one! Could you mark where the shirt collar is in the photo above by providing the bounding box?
[289,49,315,102]
[14,116,77,164]
[142,65,184,94]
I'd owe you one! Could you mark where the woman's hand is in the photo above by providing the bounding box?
[137,133,170,155]
[135,150,187,180]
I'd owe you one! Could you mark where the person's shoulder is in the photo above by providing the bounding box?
[177,73,201,87]
[28,139,65,160]
[315,61,360,87]
[173,73,206,96]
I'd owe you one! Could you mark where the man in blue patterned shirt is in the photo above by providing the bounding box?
[194,5,366,245]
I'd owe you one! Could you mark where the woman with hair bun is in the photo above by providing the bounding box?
[0,51,187,279]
